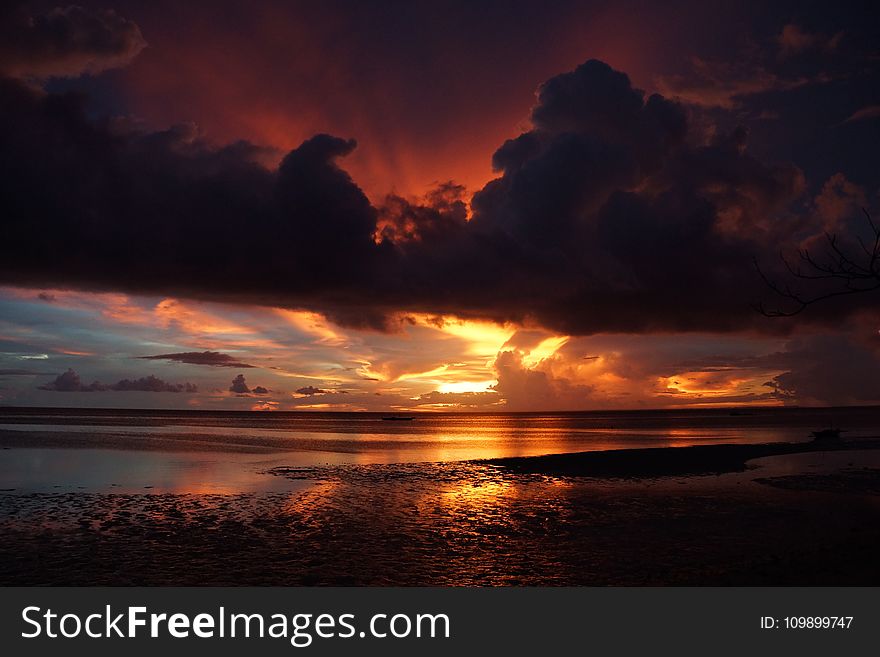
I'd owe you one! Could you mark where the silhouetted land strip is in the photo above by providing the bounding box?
[485,439,880,478]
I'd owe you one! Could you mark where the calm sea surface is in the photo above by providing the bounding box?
[1,406,879,493]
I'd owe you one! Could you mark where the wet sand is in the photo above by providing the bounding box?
[1,441,879,585]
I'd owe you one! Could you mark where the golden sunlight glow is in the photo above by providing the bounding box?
[394,364,451,383]
[155,299,256,335]
[99,294,156,325]
[274,309,349,346]
[436,379,497,394]
[662,371,744,396]
[340,313,519,391]
[411,314,516,357]
[521,335,569,366]
[2,281,801,411]
[660,369,780,400]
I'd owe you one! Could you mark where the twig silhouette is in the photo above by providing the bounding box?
[754,208,880,317]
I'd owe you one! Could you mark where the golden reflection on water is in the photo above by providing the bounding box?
[279,480,340,517]
[441,480,513,510]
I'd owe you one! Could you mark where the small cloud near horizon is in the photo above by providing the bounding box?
[38,369,197,393]
[139,351,255,368]
[295,386,329,396]
[229,373,269,395]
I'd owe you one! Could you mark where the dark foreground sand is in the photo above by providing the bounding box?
[1,441,879,585]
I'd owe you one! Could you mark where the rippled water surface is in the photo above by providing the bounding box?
[2,407,879,584]
[2,406,880,492]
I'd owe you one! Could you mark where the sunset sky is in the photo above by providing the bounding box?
[0,0,878,411]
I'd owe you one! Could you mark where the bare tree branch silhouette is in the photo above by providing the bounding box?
[754,208,880,317]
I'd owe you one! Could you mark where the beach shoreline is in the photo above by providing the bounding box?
[1,439,879,585]
[2,413,880,586]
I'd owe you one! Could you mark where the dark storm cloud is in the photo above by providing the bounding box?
[655,19,860,112]
[764,333,880,406]
[39,369,197,392]
[138,351,255,368]
[0,74,387,321]
[110,376,198,393]
[0,4,146,78]
[390,60,816,334]
[295,386,328,396]
[228,374,269,396]
[0,25,877,336]
[398,50,876,333]
[39,369,101,392]
[229,374,250,394]
[655,14,879,196]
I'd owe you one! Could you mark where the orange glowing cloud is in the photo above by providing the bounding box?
[660,369,780,401]
[0,283,800,411]
[274,309,349,346]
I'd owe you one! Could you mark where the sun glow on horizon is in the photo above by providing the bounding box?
[660,369,785,400]
[0,285,805,411]
[436,379,497,394]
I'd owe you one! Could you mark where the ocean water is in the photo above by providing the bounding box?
[2,407,880,585]
[1,406,879,493]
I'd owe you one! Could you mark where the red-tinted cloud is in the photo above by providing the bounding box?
[0,53,871,336]
[1,1,878,342]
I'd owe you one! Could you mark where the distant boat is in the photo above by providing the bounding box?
[810,428,843,443]
[382,416,415,421]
